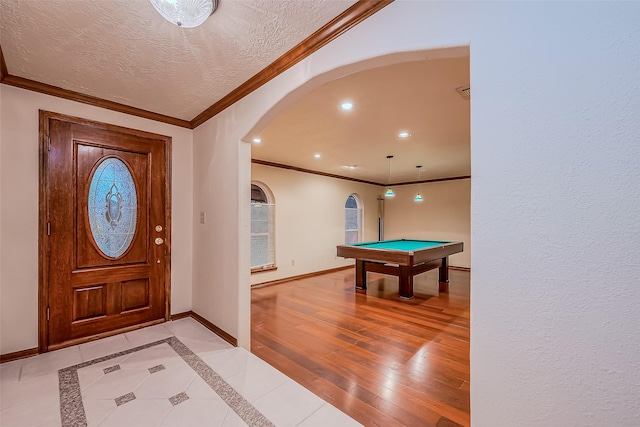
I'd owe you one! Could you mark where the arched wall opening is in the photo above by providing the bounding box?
[243,44,471,325]
[242,47,469,145]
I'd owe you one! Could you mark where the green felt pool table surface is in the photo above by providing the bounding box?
[348,239,453,252]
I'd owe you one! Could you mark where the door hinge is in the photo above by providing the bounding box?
[47,307,50,321]
[47,136,51,151]
[47,223,51,236]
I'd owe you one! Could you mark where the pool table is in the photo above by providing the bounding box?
[336,239,463,299]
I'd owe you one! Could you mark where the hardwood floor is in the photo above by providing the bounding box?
[251,267,470,427]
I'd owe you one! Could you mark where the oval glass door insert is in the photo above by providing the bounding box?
[88,157,138,258]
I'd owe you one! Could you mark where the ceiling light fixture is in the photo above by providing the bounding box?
[398,131,411,138]
[150,0,218,28]
[385,155,395,198]
[414,165,424,202]
[341,102,354,111]
[252,138,262,143]
[314,153,321,159]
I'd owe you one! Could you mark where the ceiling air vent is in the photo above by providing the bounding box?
[456,86,471,100]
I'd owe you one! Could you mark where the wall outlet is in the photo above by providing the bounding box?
[200,211,206,224]
[291,260,295,266]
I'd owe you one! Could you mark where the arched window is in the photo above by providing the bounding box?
[345,194,362,244]
[251,183,275,271]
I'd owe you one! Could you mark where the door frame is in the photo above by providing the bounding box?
[38,110,172,353]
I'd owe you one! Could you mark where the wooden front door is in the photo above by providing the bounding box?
[40,111,171,351]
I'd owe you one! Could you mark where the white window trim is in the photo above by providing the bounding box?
[345,194,363,244]
[251,182,276,272]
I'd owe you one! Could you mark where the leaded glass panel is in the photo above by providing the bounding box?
[88,157,138,258]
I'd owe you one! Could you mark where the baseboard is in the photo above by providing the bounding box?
[170,311,193,321]
[2,312,236,363]
[188,311,238,347]
[449,266,470,272]
[0,347,38,364]
[251,265,353,289]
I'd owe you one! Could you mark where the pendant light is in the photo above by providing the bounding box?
[414,165,424,202]
[385,155,395,198]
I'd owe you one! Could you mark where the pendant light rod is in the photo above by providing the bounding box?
[385,155,395,198]
[414,165,423,202]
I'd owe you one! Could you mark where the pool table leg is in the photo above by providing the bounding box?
[399,265,414,299]
[439,256,449,293]
[355,260,367,290]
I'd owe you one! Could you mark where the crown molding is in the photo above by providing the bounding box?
[391,175,471,186]
[1,72,192,128]
[0,1,392,130]
[190,0,394,128]
[252,159,470,186]
[252,159,383,186]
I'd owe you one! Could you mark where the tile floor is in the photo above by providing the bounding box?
[0,318,362,427]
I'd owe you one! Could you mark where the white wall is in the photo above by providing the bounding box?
[191,2,640,425]
[250,163,380,285]
[384,179,470,268]
[0,85,194,354]
[191,110,249,347]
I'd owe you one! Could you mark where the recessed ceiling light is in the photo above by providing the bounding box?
[340,102,354,111]
[252,138,262,143]
[398,131,411,138]
[314,153,321,159]
[347,165,357,169]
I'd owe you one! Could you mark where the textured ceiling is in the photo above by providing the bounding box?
[0,0,357,120]
[253,55,470,184]
[1,1,469,182]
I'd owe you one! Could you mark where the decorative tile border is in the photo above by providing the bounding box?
[148,364,165,374]
[114,392,136,407]
[58,336,274,427]
[103,364,121,374]
[169,391,189,406]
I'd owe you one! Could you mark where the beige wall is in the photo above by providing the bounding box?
[250,164,470,284]
[384,179,470,268]
[0,85,194,354]
[250,163,381,285]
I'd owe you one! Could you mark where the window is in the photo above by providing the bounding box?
[345,194,362,244]
[251,183,275,271]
